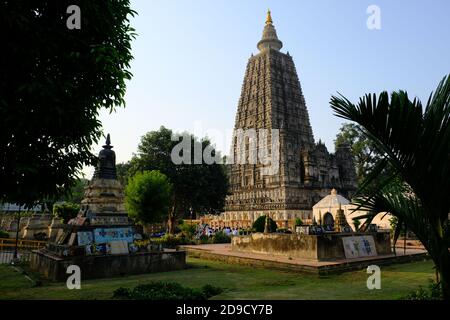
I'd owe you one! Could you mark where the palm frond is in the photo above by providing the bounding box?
[331,75,450,299]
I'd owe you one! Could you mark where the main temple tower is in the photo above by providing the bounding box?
[224,11,357,223]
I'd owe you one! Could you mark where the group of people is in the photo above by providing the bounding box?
[195,224,248,239]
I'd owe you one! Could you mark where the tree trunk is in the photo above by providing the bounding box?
[13,206,21,260]
[420,233,448,300]
[167,204,176,234]
[438,247,450,300]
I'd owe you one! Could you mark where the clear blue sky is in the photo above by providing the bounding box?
[85,0,450,177]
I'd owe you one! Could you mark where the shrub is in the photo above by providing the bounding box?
[199,234,210,244]
[113,282,223,300]
[295,217,303,226]
[252,215,277,233]
[179,222,196,239]
[212,231,231,244]
[0,230,9,238]
[403,280,443,300]
[152,234,189,248]
[112,287,131,299]
[53,202,80,223]
[201,284,223,297]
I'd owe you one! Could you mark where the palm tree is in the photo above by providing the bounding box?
[330,75,450,300]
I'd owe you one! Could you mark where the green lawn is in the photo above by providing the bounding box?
[0,258,435,300]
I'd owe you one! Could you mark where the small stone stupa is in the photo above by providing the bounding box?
[334,203,351,233]
[55,134,134,255]
[78,134,129,228]
[31,134,187,281]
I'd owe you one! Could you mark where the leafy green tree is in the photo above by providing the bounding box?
[212,231,231,244]
[252,215,277,233]
[330,75,450,300]
[335,123,382,184]
[0,1,136,208]
[53,202,80,223]
[59,178,89,204]
[129,126,229,233]
[38,178,87,216]
[295,217,303,226]
[125,171,172,225]
[116,162,133,187]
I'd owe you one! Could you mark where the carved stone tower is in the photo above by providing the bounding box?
[81,134,127,218]
[224,11,357,222]
[54,134,133,249]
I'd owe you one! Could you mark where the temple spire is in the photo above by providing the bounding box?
[257,10,283,52]
[266,9,273,25]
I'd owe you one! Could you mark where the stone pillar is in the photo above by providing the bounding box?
[48,217,65,241]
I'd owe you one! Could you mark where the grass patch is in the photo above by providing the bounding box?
[0,258,435,300]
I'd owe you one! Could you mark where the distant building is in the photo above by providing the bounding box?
[312,189,350,227]
[0,203,42,213]
[312,189,392,231]
[0,203,48,239]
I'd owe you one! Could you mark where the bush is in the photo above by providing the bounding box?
[152,234,190,248]
[112,287,131,299]
[113,282,223,300]
[179,222,196,239]
[295,217,303,226]
[53,202,80,223]
[403,280,443,300]
[201,284,223,297]
[198,234,210,244]
[0,230,9,238]
[252,215,277,233]
[212,231,231,244]
[173,226,181,234]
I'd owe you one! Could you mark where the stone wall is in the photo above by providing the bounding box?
[186,245,427,275]
[201,210,312,229]
[232,232,391,261]
[232,232,319,259]
[30,249,187,282]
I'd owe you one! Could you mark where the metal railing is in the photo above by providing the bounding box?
[0,238,46,264]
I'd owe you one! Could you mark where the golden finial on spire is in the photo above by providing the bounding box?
[266,9,273,25]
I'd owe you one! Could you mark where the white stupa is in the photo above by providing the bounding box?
[312,189,350,227]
